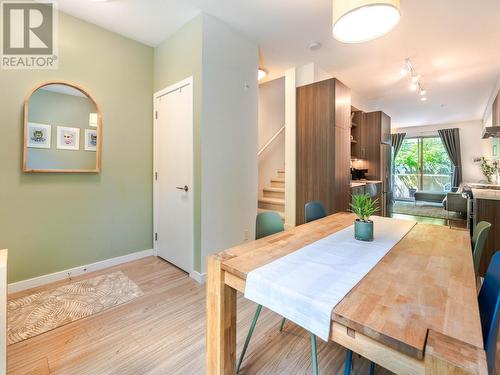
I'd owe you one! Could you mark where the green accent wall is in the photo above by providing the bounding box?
[154,15,203,272]
[0,13,154,282]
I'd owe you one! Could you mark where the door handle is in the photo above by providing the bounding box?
[176,185,189,192]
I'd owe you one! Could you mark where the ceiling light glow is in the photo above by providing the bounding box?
[258,68,267,81]
[421,97,427,102]
[332,0,401,43]
[410,83,418,91]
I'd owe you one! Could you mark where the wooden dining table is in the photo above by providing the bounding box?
[206,212,488,375]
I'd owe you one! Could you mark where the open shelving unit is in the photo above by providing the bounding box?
[350,107,363,158]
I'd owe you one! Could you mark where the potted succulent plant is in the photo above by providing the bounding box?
[350,193,379,242]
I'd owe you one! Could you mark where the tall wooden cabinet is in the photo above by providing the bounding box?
[296,78,351,225]
[363,111,391,180]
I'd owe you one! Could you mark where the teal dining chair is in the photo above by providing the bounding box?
[472,221,492,276]
[255,211,284,240]
[478,251,500,374]
[305,201,326,223]
[237,212,319,374]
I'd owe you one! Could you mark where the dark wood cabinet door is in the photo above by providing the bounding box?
[334,125,351,213]
[296,78,351,224]
[296,80,335,224]
[476,198,500,276]
[335,81,351,129]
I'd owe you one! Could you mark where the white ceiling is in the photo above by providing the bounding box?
[57,0,500,128]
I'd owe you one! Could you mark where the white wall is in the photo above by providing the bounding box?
[295,62,334,87]
[284,68,296,229]
[393,121,491,183]
[258,77,285,197]
[200,14,258,273]
[295,63,315,87]
[482,73,500,127]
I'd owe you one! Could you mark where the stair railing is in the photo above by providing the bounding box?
[258,125,285,157]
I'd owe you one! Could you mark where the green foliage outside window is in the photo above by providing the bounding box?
[394,137,452,195]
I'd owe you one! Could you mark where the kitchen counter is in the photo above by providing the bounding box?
[460,182,500,200]
[471,188,500,200]
[350,180,382,188]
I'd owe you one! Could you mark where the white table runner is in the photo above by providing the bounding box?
[244,216,416,341]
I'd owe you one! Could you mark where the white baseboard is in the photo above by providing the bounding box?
[190,270,206,284]
[8,249,154,294]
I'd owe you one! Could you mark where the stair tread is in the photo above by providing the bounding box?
[258,208,285,219]
[263,187,285,192]
[259,197,285,205]
[270,177,285,182]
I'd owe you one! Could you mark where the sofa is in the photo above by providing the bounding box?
[414,191,447,204]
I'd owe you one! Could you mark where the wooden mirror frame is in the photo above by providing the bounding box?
[23,81,102,173]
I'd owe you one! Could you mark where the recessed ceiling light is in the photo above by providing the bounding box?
[258,68,267,81]
[410,83,418,91]
[332,0,401,43]
[421,97,427,102]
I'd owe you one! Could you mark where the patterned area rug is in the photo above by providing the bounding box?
[8,271,143,345]
[393,200,465,220]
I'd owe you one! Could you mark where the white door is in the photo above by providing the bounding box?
[154,77,193,273]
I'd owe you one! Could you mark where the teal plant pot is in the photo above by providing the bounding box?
[354,219,373,242]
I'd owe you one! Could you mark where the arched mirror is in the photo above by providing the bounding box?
[23,81,102,173]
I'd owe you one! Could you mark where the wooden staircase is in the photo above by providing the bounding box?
[258,169,285,220]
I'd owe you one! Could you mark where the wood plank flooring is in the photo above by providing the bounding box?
[8,254,498,374]
[8,256,389,375]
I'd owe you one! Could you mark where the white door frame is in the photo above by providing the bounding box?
[153,76,194,277]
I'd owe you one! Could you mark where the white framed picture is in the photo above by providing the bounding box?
[89,113,98,127]
[57,126,80,151]
[84,129,97,151]
[27,123,51,149]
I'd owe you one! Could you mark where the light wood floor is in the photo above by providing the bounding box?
[8,256,391,375]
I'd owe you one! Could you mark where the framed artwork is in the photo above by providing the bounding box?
[84,129,97,151]
[89,113,98,127]
[27,123,51,149]
[57,126,80,151]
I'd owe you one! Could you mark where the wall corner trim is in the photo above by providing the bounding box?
[8,249,154,294]
[189,270,206,284]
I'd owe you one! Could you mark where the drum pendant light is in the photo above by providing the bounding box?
[332,0,400,43]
